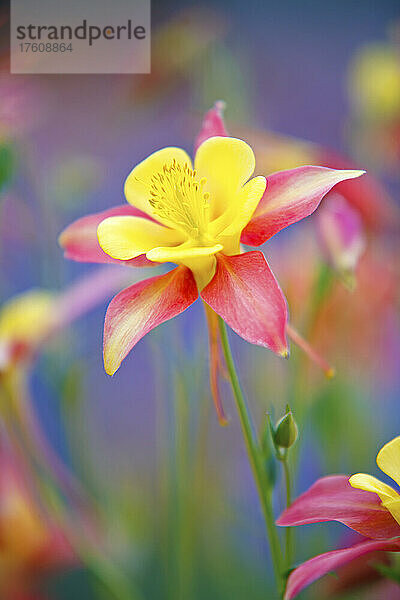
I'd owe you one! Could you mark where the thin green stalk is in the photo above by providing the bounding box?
[174,372,193,600]
[282,458,292,567]
[218,317,284,597]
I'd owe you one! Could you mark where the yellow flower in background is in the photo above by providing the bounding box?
[350,435,400,526]
[349,43,400,120]
[0,268,131,374]
[0,290,55,344]
[0,290,55,373]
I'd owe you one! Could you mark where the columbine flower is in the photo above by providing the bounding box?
[276,436,400,600]
[59,110,365,377]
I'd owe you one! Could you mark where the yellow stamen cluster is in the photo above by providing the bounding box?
[147,160,210,239]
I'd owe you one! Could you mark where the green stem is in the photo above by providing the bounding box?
[282,458,292,567]
[174,372,193,600]
[218,317,284,597]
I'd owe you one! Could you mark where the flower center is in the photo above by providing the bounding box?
[147,160,210,240]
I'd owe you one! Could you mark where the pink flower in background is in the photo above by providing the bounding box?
[316,192,366,288]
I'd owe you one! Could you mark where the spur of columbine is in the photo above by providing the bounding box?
[277,435,400,599]
[59,108,364,378]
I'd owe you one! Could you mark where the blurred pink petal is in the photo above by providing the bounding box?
[53,266,135,331]
[277,475,400,539]
[241,166,365,247]
[317,193,366,285]
[201,251,288,356]
[284,538,400,600]
[0,75,46,137]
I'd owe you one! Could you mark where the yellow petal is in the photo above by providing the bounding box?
[0,291,55,344]
[377,436,400,488]
[185,255,217,291]
[97,216,183,261]
[146,243,223,263]
[382,496,400,526]
[211,176,267,238]
[349,473,399,502]
[124,147,193,223]
[146,244,222,291]
[194,137,256,220]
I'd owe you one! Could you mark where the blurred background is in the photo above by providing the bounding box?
[0,1,399,598]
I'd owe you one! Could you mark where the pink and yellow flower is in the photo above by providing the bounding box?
[59,106,364,377]
[277,436,400,599]
[349,436,400,529]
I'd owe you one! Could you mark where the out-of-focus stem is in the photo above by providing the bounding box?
[1,371,143,600]
[174,372,193,600]
[5,369,90,510]
[304,262,335,338]
[218,317,284,597]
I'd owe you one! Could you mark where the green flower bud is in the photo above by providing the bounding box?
[273,410,298,449]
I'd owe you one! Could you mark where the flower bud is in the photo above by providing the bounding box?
[273,410,299,449]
